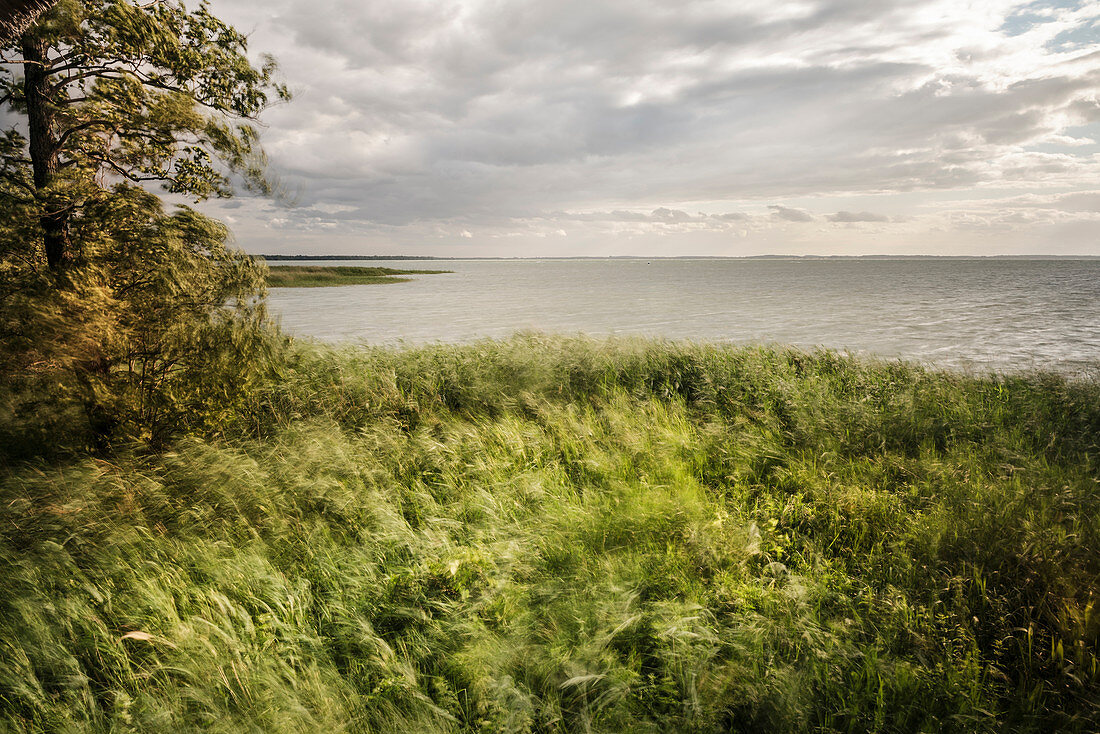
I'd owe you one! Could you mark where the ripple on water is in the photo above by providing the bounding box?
[265,258,1100,374]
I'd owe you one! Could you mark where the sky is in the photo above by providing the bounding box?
[202,0,1100,257]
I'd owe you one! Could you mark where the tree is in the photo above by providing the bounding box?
[2,0,288,270]
[0,0,289,453]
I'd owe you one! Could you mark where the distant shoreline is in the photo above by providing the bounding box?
[265,265,451,288]
[258,253,1100,262]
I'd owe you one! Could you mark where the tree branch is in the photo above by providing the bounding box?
[84,152,172,183]
[48,65,131,90]
[54,118,118,149]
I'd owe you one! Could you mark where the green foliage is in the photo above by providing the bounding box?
[1,0,289,202]
[0,184,281,455]
[2,336,1097,731]
[264,266,451,288]
[0,0,288,452]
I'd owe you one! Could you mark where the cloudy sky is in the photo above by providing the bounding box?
[204,0,1100,257]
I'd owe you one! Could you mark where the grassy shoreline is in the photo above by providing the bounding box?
[265,265,451,288]
[2,336,1098,731]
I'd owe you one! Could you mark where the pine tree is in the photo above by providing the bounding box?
[1,0,288,269]
[0,0,289,452]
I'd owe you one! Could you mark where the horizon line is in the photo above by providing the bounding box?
[255,253,1100,261]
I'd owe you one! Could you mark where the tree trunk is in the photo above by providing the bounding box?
[21,34,70,270]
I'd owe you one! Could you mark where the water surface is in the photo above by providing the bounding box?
[266,258,1100,374]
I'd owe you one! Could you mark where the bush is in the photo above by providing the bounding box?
[0,185,283,458]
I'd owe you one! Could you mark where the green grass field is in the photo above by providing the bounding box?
[264,265,450,287]
[2,335,1098,731]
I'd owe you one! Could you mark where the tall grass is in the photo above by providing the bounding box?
[2,335,1098,731]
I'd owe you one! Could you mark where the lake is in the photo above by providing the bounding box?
[266,258,1100,374]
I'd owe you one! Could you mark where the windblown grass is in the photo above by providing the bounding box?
[265,266,450,288]
[2,335,1098,731]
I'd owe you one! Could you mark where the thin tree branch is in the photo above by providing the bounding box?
[54,118,117,148]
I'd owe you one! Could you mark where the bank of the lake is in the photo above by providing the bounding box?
[2,336,1098,732]
[265,265,450,288]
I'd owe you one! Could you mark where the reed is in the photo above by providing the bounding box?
[2,335,1097,731]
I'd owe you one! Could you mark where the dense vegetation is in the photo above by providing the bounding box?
[2,335,1098,732]
[265,265,451,288]
[2,0,289,454]
[3,2,1098,732]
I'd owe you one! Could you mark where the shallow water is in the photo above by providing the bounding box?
[266,258,1100,374]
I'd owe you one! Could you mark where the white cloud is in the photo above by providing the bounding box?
[203,0,1100,255]
[827,211,891,222]
[770,205,816,222]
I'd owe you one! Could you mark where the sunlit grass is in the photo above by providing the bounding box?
[2,335,1098,731]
